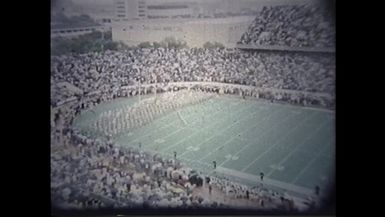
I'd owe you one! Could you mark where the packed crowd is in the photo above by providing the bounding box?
[238,4,335,48]
[52,129,203,209]
[51,48,335,109]
[51,20,334,210]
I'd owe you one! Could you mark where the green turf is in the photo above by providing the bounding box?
[73,95,335,194]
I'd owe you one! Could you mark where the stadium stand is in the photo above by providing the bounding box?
[51,48,335,109]
[50,49,329,210]
[238,3,335,48]
[51,2,334,212]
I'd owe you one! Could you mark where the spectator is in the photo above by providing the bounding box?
[51,31,333,211]
[239,4,335,48]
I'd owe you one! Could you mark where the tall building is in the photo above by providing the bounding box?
[114,0,146,21]
[113,0,198,21]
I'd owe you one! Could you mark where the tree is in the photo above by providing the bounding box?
[153,41,161,48]
[203,41,224,49]
[138,41,152,48]
[104,41,118,51]
[203,42,214,49]
[51,30,121,55]
[213,42,225,49]
[162,37,187,49]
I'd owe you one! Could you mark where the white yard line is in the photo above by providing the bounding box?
[179,101,265,158]
[241,110,319,172]
[195,104,268,161]
[216,143,250,168]
[156,99,246,145]
[265,117,330,177]
[177,110,188,125]
[160,100,251,153]
[130,99,242,153]
[123,98,222,144]
[183,157,212,167]
[116,114,181,144]
[215,104,304,168]
[214,106,286,168]
[290,127,334,184]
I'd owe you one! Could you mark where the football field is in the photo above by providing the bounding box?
[73,95,335,197]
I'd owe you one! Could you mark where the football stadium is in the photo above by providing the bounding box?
[51,0,335,214]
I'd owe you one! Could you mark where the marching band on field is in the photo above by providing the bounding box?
[91,90,215,138]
